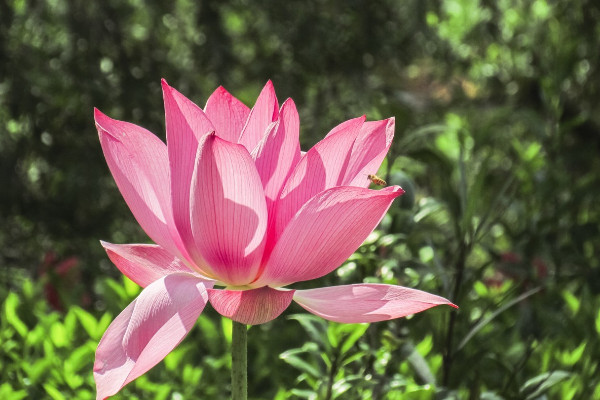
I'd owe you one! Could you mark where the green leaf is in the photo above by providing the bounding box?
[221,317,232,344]
[4,293,28,337]
[558,342,586,366]
[65,342,95,375]
[521,370,570,399]
[0,383,28,400]
[288,314,328,345]
[340,324,368,354]
[415,335,433,357]
[97,312,113,337]
[44,384,67,400]
[341,351,367,367]
[279,353,321,378]
[457,287,542,351]
[50,321,68,348]
[562,290,580,315]
[72,307,98,339]
[595,307,600,336]
[123,276,141,298]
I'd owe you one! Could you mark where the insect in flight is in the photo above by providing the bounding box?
[367,174,387,186]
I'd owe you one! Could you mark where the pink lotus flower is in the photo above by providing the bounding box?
[94,80,455,399]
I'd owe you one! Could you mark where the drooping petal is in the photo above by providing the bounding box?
[208,286,295,325]
[255,186,404,287]
[342,118,395,188]
[239,80,279,152]
[204,86,250,143]
[94,274,212,400]
[190,133,268,286]
[95,109,181,257]
[293,284,457,323]
[101,242,205,288]
[274,116,365,241]
[162,80,215,264]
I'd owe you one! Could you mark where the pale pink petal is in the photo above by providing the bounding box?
[239,80,279,152]
[162,80,215,265]
[95,109,181,257]
[293,284,457,323]
[208,286,295,325]
[343,118,395,188]
[204,86,250,143]
[274,116,365,241]
[190,133,268,286]
[101,241,206,288]
[94,274,212,400]
[255,186,404,287]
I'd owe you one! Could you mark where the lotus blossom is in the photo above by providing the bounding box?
[93,79,455,399]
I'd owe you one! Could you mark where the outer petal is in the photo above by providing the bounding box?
[162,80,215,265]
[191,133,268,286]
[255,186,404,287]
[274,116,365,241]
[293,284,457,323]
[94,274,212,400]
[208,286,295,325]
[204,86,250,143]
[343,118,395,188]
[239,80,279,152]
[95,109,181,257]
[101,241,204,288]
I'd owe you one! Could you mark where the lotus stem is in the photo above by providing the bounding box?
[231,320,247,400]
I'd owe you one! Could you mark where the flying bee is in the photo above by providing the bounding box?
[367,174,387,186]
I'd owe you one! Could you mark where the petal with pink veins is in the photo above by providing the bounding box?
[293,283,457,323]
[252,98,301,204]
[255,186,404,287]
[95,109,182,258]
[191,133,268,286]
[251,99,301,260]
[204,86,250,143]
[94,274,212,400]
[208,286,295,325]
[162,80,215,264]
[274,116,365,240]
[239,80,279,152]
[342,118,395,188]
[101,241,206,288]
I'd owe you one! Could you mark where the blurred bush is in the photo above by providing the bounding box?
[1,0,599,399]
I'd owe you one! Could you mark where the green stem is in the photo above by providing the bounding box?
[231,320,247,400]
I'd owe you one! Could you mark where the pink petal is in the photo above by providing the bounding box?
[190,133,268,286]
[95,109,181,257]
[293,284,457,323]
[162,80,215,265]
[343,118,395,188]
[101,241,203,288]
[94,274,212,400]
[255,186,404,287]
[274,116,365,241]
[251,99,301,202]
[204,86,250,143]
[239,80,279,152]
[208,286,295,325]
[251,99,302,260]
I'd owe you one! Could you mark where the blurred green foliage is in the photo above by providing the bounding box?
[1,0,599,399]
